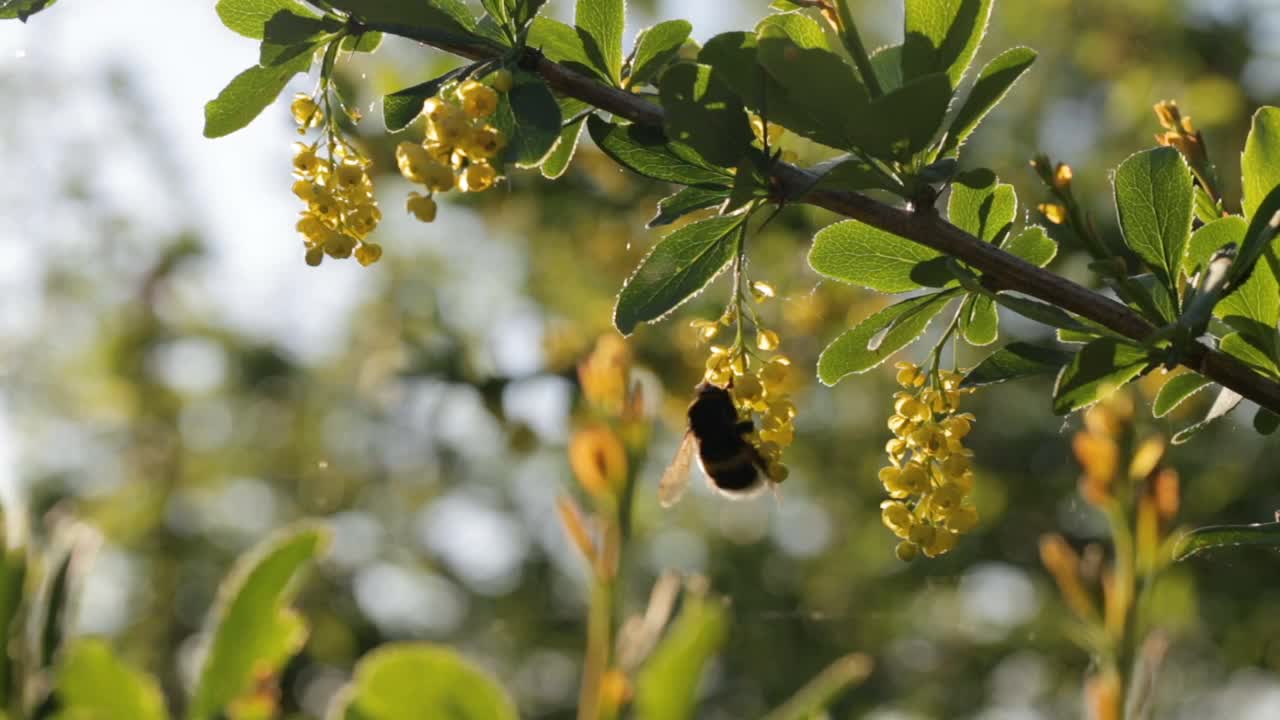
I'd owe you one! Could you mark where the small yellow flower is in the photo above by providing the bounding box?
[1039,202,1068,225]
[756,328,780,351]
[354,242,383,266]
[290,93,323,128]
[457,80,500,119]
[405,192,438,223]
[750,280,776,302]
[459,162,498,192]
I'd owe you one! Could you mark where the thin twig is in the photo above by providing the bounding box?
[364,21,1280,415]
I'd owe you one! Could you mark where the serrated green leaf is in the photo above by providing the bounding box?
[1185,215,1279,336]
[630,20,692,87]
[576,0,625,85]
[55,640,167,720]
[329,643,516,720]
[809,220,943,293]
[0,0,56,20]
[491,72,562,167]
[1171,386,1242,445]
[817,291,958,384]
[811,155,904,195]
[648,186,728,228]
[754,15,869,150]
[586,116,731,187]
[259,11,333,67]
[634,592,729,720]
[1114,147,1194,301]
[1052,338,1152,414]
[940,46,1035,157]
[948,169,1015,244]
[870,44,904,92]
[204,52,313,138]
[215,0,318,40]
[902,0,992,87]
[539,115,586,179]
[959,294,998,345]
[1220,332,1280,376]
[527,17,604,81]
[1226,184,1280,296]
[30,527,91,673]
[992,293,1097,335]
[614,215,746,335]
[341,30,384,53]
[326,0,476,35]
[382,66,472,132]
[1004,226,1057,267]
[1243,106,1280,220]
[1174,521,1280,560]
[659,63,754,168]
[1058,328,1099,344]
[480,0,509,29]
[962,341,1072,387]
[1152,371,1210,417]
[861,72,953,160]
[190,523,329,720]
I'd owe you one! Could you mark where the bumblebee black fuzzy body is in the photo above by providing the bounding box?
[658,383,767,507]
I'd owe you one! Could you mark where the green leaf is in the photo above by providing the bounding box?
[811,155,904,195]
[1220,332,1280,376]
[869,44,904,92]
[1225,184,1280,296]
[992,293,1098,335]
[0,541,25,707]
[204,53,313,138]
[55,640,167,720]
[540,115,586,179]
[1113,147,1195,300]
[1187,215,1280,336]
[659,63,754,168]
[326,0,476,35]
[648,186,728,228]
[634,592,729,720]
[1171,387,1242,445]
[382,66,472,132]
[1243,106,1280,220]
[1004,226,1057,267]
[1052,338,1152,414]
[586,116,731,187]
[215,0,318,39]
[30,527,91,673]
[491,72,562,167]
[948,169,1015,244]
[341,30,384,53]
[259,11,333,67]
[860,72,953,160]
[614,215,746,335]
[809,220,943,293]
[0,0,56,20]
[630,20,692,87]
[817,291,958,384]
[1152,371,1211,418]
[753,16,869,150]
[329,643,517,720]
[190,523,329,720]
[962,342,1073,387]
[959,294,998,345]
[1174,521,1280,561]
[940,46,1036,157]
[761,654,873,720]
[902,0,993,87]
[576,0,625,85]
[480,0,509,29]
[527,17,604,80]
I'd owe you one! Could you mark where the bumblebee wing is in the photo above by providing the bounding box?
[658,432,698,508]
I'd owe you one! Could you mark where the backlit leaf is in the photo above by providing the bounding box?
[817,291,959,384]
[1052,339,1152,414]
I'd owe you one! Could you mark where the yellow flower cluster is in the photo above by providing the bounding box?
[693,282,794,484]
[290,93,384,267]
[877,362,979,561]
[396,74,510,225]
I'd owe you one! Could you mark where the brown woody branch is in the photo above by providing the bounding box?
[364,22,1280,416]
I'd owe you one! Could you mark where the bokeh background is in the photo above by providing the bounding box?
[3,0,1280,717]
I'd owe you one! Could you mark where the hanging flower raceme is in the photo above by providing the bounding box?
[290,93,383,267]
[877,363,979,561]
[694,280,795,486]
[397,72,510,226]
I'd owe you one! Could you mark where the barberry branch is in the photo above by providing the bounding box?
[364,22,1280,415]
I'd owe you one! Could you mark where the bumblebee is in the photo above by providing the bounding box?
[658,383,769,507]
